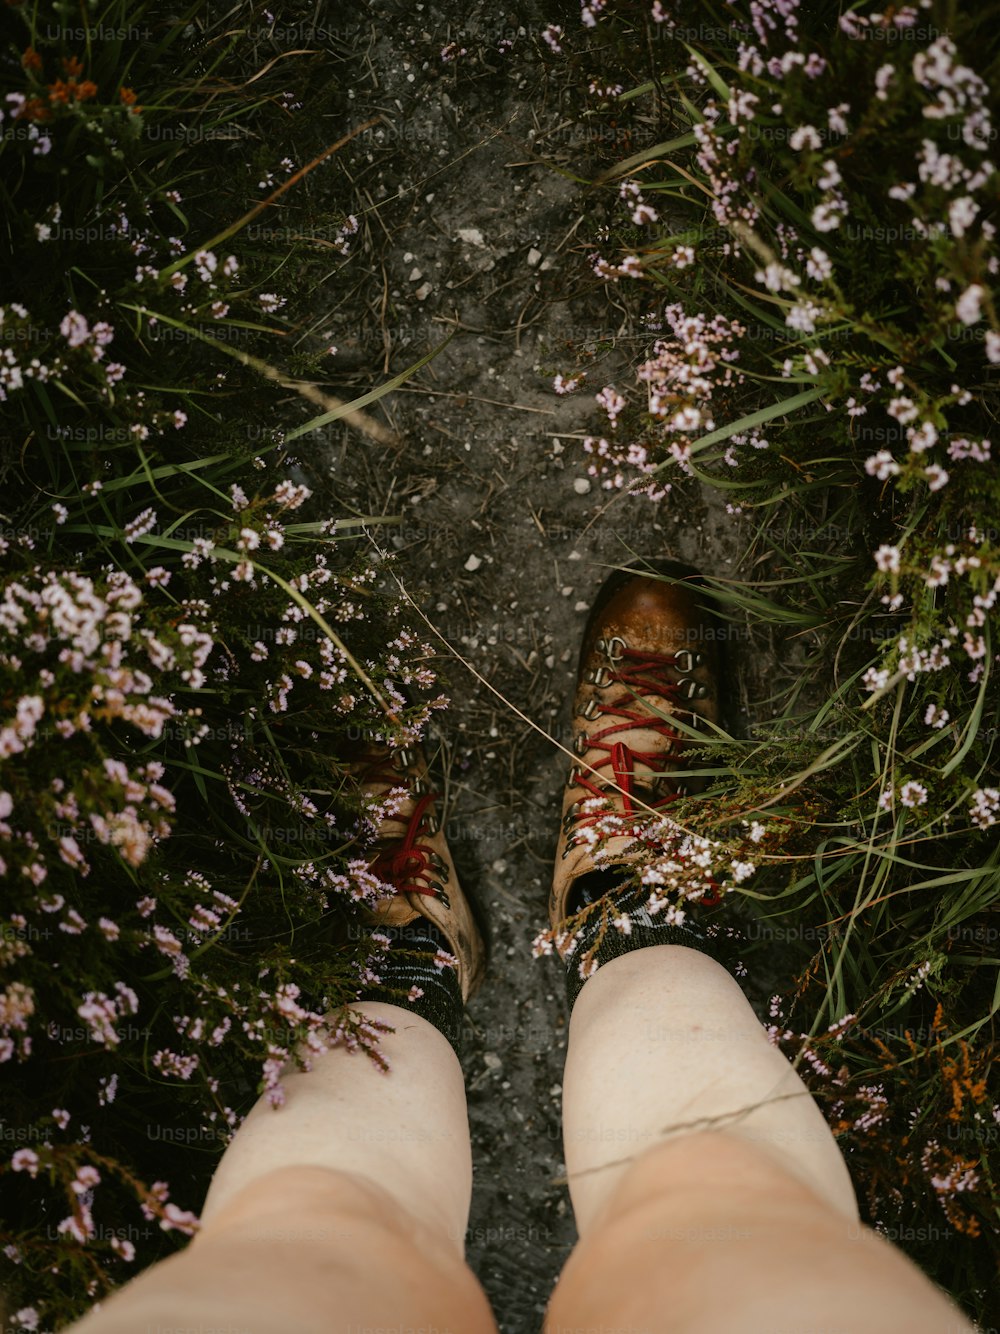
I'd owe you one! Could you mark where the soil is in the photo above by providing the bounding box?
[316,6,765,1328]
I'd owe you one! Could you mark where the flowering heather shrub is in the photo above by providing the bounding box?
[540,0,999,1317]
[0,6,440,1327]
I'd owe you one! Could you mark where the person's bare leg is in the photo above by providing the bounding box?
[545,946,974,1334]
[68,1002,497,1334]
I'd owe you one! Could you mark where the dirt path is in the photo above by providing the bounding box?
[322,6,750,1324]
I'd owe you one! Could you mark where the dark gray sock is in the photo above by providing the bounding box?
[562,871,732,1010]
[357,919,465,1057]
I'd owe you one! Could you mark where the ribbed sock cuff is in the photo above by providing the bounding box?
[562,877,736,1011]
[356,921,466,1059]
[565,916,717,1010]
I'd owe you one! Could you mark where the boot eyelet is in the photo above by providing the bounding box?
[428,881,450,908]
[584,666,613,688]
[678,678,709,701]
[577,698,602,721]
[561,832,590,859]
[674,649,705,673]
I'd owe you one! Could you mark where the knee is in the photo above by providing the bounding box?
[588,1130,822,1234]
[199,1163,463,1257]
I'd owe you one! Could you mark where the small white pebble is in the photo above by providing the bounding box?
[464,554,483,572]
[573,477,591,495]
[408,267,423,281]
[415,282,433,300]
[574,601,590,612]
[527,247,542,267]
[561,586,573,597]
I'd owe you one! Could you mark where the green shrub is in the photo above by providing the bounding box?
[537,0,999,1319]
[0,5,440,1327]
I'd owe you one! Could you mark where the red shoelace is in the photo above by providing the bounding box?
[357,751,449,903]
[567,644,723,907]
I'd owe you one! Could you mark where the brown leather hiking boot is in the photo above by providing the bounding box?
[353,741,485,1002]
[550,561,723,929]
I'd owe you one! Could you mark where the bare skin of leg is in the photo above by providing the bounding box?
[545,946,975,1334]
[67,1002,497,1334]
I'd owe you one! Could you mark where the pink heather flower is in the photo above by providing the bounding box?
[11,1149,39,1176]
[865,451,900,480]
[273,479,311,510]
[60,311,90,347]
[73,1165,101,1191]
[969,788,999,830]
[631,202,658,225]
[907,421,938,453]
[595,385,625,423]
[52,1107,70,1129]
[577,955,599,981]
[947,436,991,462]
[955,284,984,326]
[57,1215,92,1243]
[160,1202,200,1235]
[863,667,891,693]
[887,396,918,424]
[924,704,949,728]
[811,201,844,232]
[789,125,822,151]
[899,781,928,808]
[194,249,217,281]
[152,1049,199,1079]
[541,24,563,52]
[924,464,949,491]
[874,544,901,573]
[124,507,157,543]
